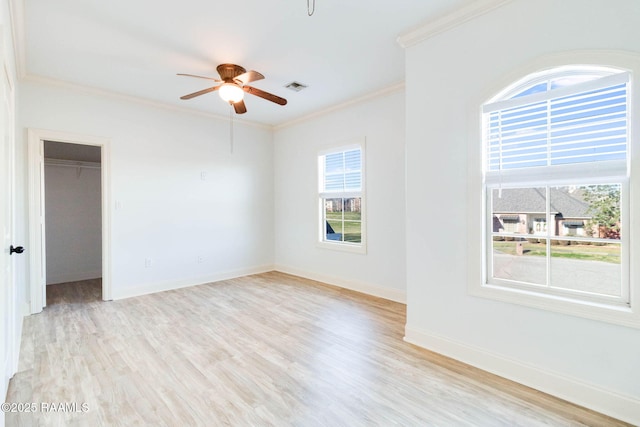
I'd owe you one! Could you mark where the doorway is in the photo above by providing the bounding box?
[44,141,102,304]
[28,130,111,313]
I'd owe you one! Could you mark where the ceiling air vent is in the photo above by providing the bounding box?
[284,81,308,92]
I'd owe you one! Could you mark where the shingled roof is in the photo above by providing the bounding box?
[492,188,590,218]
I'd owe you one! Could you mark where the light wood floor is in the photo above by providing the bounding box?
[6,272,630,426]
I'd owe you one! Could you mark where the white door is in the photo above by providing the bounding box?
[0,59,16,406]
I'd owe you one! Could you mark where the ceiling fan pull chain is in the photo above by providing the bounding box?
[229,103,234,154]
[307,0,315,16]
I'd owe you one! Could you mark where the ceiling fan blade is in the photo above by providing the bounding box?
[234,70,265,85]
[180,85,220,100]
[233,100,247,114]
[177,73,221,82]
[243,86,287,106]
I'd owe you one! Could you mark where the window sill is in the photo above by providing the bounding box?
[316,240,367,254]
[469,282,640,329]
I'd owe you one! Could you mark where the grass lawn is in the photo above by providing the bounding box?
[493,240,620,264]
[327,211,361,243]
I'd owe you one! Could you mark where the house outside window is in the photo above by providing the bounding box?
[480,66,630,312]
[318,141,365,253]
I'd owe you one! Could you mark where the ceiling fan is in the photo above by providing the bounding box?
[178,64,287,114]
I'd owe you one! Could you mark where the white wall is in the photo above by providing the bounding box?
[44,162,102,284]
[18,80,274,300]
[404,0,640,423]
[273,89,406,302]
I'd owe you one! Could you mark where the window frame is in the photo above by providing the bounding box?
[468,61,640,329]
[485,180,629,307]
[317,140,366,254]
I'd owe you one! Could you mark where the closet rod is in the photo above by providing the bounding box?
[44,159,101,169]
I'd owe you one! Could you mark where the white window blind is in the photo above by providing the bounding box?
[320,148,362,195]
[484,72,629,176]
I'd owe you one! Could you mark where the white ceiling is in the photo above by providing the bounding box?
[18,0,471,127]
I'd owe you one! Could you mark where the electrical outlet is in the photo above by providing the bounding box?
[145,257,153,268]
[197,256,204,264]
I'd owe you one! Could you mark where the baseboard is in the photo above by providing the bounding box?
[404,325,640,425]
[46,270,102,285]
[274,264,406,303]
[112,264,275,300]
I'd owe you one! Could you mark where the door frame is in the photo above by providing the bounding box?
[28,129,112,313]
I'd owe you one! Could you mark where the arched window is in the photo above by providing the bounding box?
[482,66,629,307]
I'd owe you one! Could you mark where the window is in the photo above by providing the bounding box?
[318,143,365,252]
[481,67,630,310]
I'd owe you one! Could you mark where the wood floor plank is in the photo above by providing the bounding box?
[5,273,631,426]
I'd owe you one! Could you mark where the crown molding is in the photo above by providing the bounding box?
[21,72,405,133]
[22,74,273,131]
[397,0,513,49]
[273,81,405,131]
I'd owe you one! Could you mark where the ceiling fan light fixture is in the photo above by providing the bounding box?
[179,64,287,113]
[218,83,244,103]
